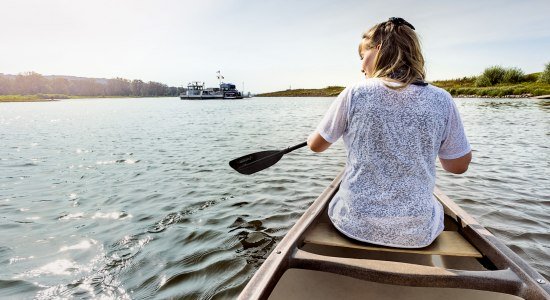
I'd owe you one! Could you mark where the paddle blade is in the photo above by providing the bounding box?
[229,150,283,175]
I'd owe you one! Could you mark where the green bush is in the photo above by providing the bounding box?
[539,62,550,84]
[475,75,492,87]
[502,67,525,83]
[524,73,540,82]
[481,66,506,86]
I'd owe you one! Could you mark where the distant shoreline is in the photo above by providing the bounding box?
[0,95,175,103]
[256,82,550,99]
[256,86,344,98]
[256,69,550,98]
[255,87,538,98]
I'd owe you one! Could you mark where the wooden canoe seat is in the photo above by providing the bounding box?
[303,223,482,258]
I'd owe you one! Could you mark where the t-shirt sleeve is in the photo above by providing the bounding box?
[315,87,351,143]
[438,99,471,159]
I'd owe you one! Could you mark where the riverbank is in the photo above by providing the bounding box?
[0,94,69,102]
[257,86,344,97]
[256,81,550,98]
[433,74,550,98]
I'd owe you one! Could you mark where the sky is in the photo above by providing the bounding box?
[1,0,549,93]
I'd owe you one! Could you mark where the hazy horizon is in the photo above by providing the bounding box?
[2,0,549,93]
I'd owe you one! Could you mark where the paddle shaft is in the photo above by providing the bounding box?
[283,141,308,154]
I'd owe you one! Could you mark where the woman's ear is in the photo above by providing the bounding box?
[376,44,382,50]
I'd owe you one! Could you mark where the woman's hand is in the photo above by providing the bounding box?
[307,131,332,152]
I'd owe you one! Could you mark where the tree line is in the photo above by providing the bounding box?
[0,72,183,97]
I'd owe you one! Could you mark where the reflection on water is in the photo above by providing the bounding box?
[477,99,530,109]
[538,100,550,110]
[0,97,548,298]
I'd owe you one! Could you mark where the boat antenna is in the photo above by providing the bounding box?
[216,70,224,86]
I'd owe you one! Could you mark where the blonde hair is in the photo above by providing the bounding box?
[359,18,425,89]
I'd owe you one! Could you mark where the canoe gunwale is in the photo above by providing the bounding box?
[238,171,550,299]
[237,172,343,300]
[434,188,550,298]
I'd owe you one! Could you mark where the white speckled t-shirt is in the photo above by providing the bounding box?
[317,78,471,248]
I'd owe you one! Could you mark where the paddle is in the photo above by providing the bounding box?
[229,141,307,175]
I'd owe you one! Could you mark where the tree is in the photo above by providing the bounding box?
[78,79,104,96]
[131,79,144,96]
[168,86,179,96]
[144,81,169,96]
[0,71,181,97]
[51,77,70,94]
[0,76,13,94]
[106,77,131,96]
[13,71,47,94]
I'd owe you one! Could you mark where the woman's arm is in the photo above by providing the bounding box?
[439,151,472,174]
[307,131,332,153]
[309,86,351,152]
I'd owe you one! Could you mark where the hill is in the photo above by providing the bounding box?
[257,86,344,97]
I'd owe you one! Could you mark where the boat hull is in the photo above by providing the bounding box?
[238,171,550,299]
[179,95,243,100]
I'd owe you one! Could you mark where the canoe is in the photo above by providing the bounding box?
[238,171,550,300]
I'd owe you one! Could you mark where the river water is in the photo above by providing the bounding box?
[0,97,548,299]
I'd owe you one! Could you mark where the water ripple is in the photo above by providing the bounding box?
[0,97,548,299]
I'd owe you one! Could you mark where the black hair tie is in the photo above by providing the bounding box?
[388,17,415,30]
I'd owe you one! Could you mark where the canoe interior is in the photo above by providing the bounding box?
[300,206,489,271]
[237,172,550,299]
[268,205,519,299]
[269,269,523,300]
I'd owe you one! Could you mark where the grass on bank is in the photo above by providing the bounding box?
[0,94,72,102]
[432,77,550,97]
[257,79,550,98]
[256,81,550,98]
[257,64,550,98]
[432,69,550,97]
[257,86,344,97]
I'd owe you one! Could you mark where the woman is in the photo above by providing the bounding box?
[307,17,472,248]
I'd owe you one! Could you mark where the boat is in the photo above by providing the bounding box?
[238,171,550,299]
[179,81,244,100]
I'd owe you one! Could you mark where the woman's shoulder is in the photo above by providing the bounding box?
[345,78,385,96]
[424,83,453,99]
[351,78,384,89]
[345,79,454,104]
